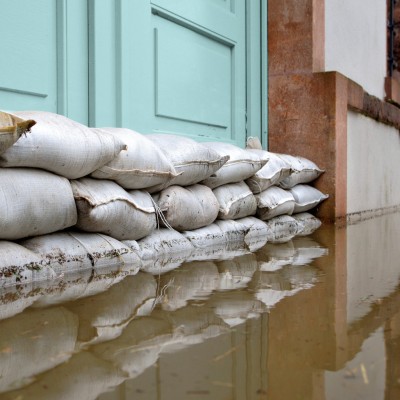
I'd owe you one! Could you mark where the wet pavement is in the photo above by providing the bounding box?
[1,212,400,399]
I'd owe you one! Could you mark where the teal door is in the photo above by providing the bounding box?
[117,0,248,146]
[0,0,89,124]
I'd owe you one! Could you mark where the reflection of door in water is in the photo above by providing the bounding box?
[117,0,248,146]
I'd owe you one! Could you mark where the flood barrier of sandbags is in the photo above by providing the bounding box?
[0,111,328,288]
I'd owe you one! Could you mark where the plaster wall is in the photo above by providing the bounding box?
[347,111,400,215]
[325,0,387,99]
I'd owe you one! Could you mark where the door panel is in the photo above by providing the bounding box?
[119,0,247,146]
[0,0,89,124]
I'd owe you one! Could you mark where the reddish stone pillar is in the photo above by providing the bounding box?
[268,0,347,222]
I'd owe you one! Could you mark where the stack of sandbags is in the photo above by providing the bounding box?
[246,150,328,221]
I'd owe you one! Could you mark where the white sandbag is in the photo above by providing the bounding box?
[20,231,141,276]
[160,261,220,311]
[264,215,300,243]
[0,168,77,240]
[0,241,58,288]
[156,184,219,231]
[0,307,78,394]
[67,273,157,346]
[235,216,270,252]
[213,181,257,220]
[292,212,322,236]
[71,178,157,240]
[255,186,295,220]
[0,111,35,154]
[201,142,267,188]
[277,154,324,189]
[91,128,179,190]
[0,111,126,179]
[289,184,329,213]
[246,150,291,193]
[125,229,194,275]
[188,241,250,262]
[147,134,229,189]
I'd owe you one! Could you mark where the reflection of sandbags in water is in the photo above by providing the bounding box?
[160,261,220,311]
[208,290,265,327]
[256,241,296,272]
[155,306,229,353]
[291,236,328,266]
[264,215,300,243]
[250,266,317,308]
[292,212,322,236]
[0,241,55,288]
[31,268,129,307]
[92,316,174,379]
[66,272,157,346]
[0,351,126,400]
[0,307,78,394]
[21,231,141,276]
[216,254,258,290]
[125,229,194,275]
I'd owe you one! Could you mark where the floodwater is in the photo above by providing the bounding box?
[1,212,400,400]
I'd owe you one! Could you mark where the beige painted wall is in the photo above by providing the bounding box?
[325,0,386,99]
[347,111,400,215]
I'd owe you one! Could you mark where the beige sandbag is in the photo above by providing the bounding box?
[256,186,295,220]
[201,142,267,188]
[0,241,56,288]
[213,181,257,220]
[156,184,219,231]
[0,111,126,179]
[246,150,291,193]
[0,111,35,154]
[277,154,324,189]
[289,184,329,213]
[21,231,141,276]
[0,168,77,240]
[147,134,229,189]
[292,212,322,236]
[235,216,270,252]
[91,128,179,190]
[71,178,157,240]
[264,215,300,243]
[0,307,78,394]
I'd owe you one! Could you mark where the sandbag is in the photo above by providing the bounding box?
[255,186,295,220]
[292,212,322,236]
[289,184,329,213]
[0,111,126,179]
[156,184,219,231]
[147,134,228,189]
[264,215,300,243]
[201,142,267,188]
[235,216,270,252]
[0,111,35,154]
[91,128,179,190]
[20,231,141,276]
[71,178,157,240]
[0,168,77,240]
[125,229,194,275]
[0,241,56,288]
[246,150,291,193]
[277,154,324,189]
[213,181,257,220]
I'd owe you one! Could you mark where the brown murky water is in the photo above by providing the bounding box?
[1,212,400,400]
